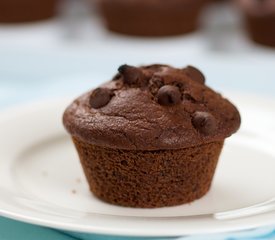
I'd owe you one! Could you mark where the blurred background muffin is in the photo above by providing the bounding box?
[238,0,275,47]
[0,0,58,23]
[98,0,208,37]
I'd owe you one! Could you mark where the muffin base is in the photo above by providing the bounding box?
[73,137,224,208]
[0,0,56,23]
[99,1,206,36]
[246,14,275,47]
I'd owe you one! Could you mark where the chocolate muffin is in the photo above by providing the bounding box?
[238,0,275,47]
[63,64,241,208]
[98,0,208,36]
[0,0,57,23]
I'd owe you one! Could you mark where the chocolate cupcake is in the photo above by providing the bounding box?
[98,0,208,36]
[238,0,275,47]
[63,64,241,208]
[0,0,57,23]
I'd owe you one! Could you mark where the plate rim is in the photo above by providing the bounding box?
[1,208,275,237]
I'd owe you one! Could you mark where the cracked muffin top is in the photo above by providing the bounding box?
[63,64,241,150]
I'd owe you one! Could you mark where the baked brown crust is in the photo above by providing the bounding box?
[63,64,241,151]
[73,137,224,208]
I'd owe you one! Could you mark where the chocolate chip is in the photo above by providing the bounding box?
[185,66,205,84]
[157,85,181,106]
[118,64,146,86]
[192,111,217,135]
[121,160,128,166]
[89,88,113,109]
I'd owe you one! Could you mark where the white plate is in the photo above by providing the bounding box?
[0,93,275,237]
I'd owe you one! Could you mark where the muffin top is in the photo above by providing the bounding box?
[238,0,275,15]
[63,64,241,150]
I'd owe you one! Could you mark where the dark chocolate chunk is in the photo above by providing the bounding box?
[157,85,181,106]
[118,64,146,86]
[185,66,205,84]
[192,111,217,135]
[89,88,113,109]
